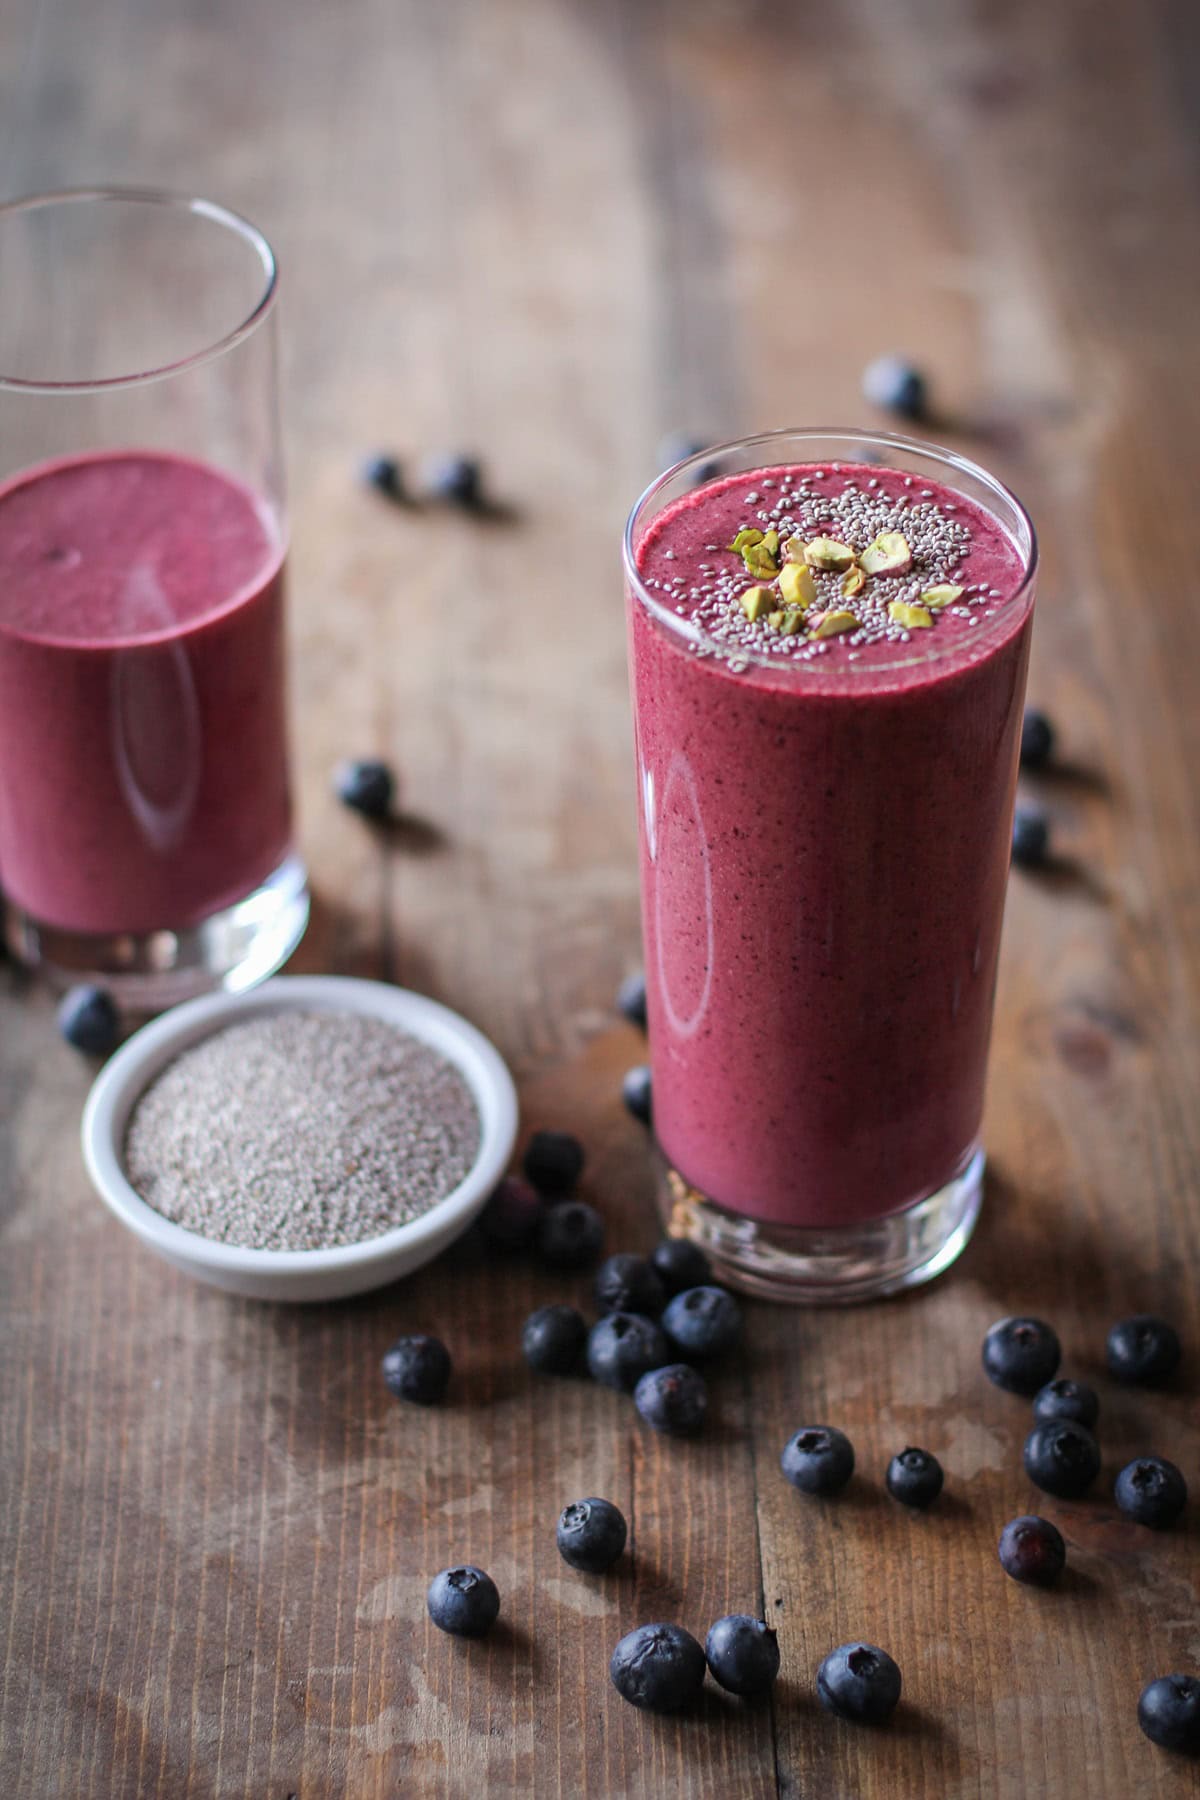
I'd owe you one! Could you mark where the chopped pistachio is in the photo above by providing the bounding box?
[761,529,780,557]
[810,609,859,639]
[859,531,912,576]
[778,606,806,635]
[778,562,817,610]
[727,527,764,554]
[888,599,933,629]
[921,584,964,609]
[782,533,808,563]
[840,565,867,599]
[742,539,780,577]
[802,536,857,572]
[739,584,776,622]
[767,610,785,630]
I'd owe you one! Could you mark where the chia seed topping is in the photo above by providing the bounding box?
[124,1011,481,1250]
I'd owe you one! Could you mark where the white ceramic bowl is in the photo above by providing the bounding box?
[81,975,518,1302]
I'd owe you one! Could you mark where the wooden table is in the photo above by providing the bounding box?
[3,0,1199,1793]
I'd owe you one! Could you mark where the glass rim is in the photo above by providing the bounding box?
[0,187,278,394]
[622,425,1039,674]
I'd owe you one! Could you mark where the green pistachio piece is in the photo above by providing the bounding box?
[803,536,857,572]
[782,533,808,563]
[727,527,764,555]
[740,584,776,622]
[778,562,817,609]
[810,609,859,639]
[840,565,867,599]
[742,540,780,577]
[921,584,964,609]
[888,599,933,629]
[860,532,912,576]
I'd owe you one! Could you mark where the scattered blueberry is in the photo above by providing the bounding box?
[1107,1315,1182,1385]
[361,452,405,501]
[616,970,648,1030]
[885,1447,944,1509]
[661,1285,742,1360]
[1020,708,1056,769]
[56,985,119,1056]
[1012,806,1050,868]
[651,1238,713,1297]
[1032,1378,1099,1430]
[816,1642,902,1724]
[1023,1420,1101,1499]
[522,1304,588,1376]
[1138,1674,1200,1754]
[594,1253,665,1319]
[587,1312,671,1392]
[981,1316,1062,1395]
[556,1496,627,1573]
[861,353,927,419]
[522,1130,585,1198]
[426,1564,500,1637]
[536,1199,604,1269]
[1114,1457,1188,1530]
[634,1363,708,1437]
[997,1515,1066,1587]
[421,451,483,508]
[704,1615,780,1698]
[381,1333,452,1405]
[479,1176,544,1251]
[335,757,395,820]
[780,1426,855,1497]
[622,1064,653,1127]
[610,1623,707,1712]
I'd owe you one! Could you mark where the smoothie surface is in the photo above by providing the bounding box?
[0,450,282,646]
[634,460,1029,689]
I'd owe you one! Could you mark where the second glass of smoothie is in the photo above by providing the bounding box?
[624,428,1037,1301]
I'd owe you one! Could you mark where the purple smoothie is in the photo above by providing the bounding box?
[0,451,292,935]
[627,460,1033,1229]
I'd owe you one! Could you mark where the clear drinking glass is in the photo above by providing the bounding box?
[623,428,1038,1302]
[0,188,307,1007]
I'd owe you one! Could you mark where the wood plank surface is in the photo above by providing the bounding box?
[3,0,1200,1794]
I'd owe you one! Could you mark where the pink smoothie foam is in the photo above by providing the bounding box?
[628,460,1033,1229]
[0,451,292,936]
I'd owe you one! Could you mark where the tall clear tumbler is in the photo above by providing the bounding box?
[0,189,307,1006]
[624,428,1037,1302]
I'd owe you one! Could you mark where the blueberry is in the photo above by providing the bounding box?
[361,452,405,500]
[616,970,648,1030]
[56,985,119,1056]
[594,1253,665,1319]
[522,1304,588,1376]
[634,1363,708,1437]
[861,353,927,419]
[1011,806,1050,868]
[381,1333,452,1405]
[1114,1457,1188,1529]
[1138,1674,1200,1754]
[816,1642,902,1724]
[885,1447,944,1509]
[656,430,712,472]
[609,1623,707,1712]
[1022,1420,1101,1498]
[780,1426,855,1497]
[421,452,483,508]
[1020,708,1056,769]
[997,1515,1066,1587]
[335,757,395,820]
[661,1285,742,1360]
[587,1312,671,1392]
[651,1238,713,1297]
[1032,1378,1099,1430]
[522,1130,585,1198]
[556,1496,627,1573]
[426,1564,500,1637]
[704,1615,780,1698]
[981,1316,1062,1395]
[479,1176,544,1250]
[536,1199,604,1269]
[1107,1315,1182,1385]
[622,1064,653,1127]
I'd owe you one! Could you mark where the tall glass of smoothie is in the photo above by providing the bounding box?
[0,189,307,1006]
[624,428,1037,1301]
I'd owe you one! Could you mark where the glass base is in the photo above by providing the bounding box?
[657,1146,984,1305]
[3,851,309,1012]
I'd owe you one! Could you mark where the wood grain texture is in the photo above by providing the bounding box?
[2,0,1200,1793]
